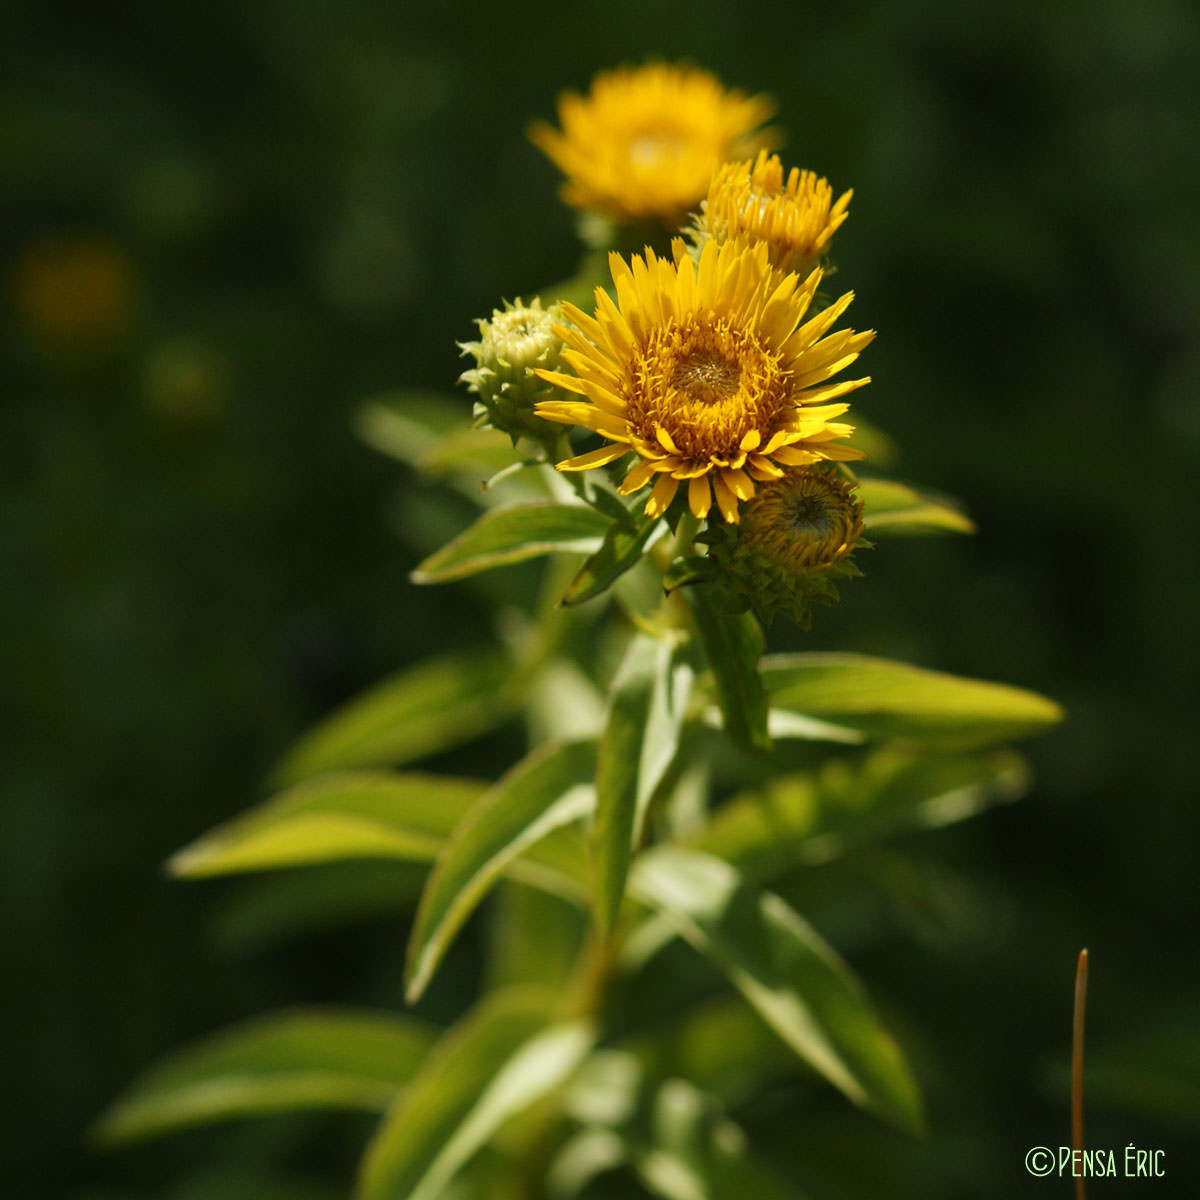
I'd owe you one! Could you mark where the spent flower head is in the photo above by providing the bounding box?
[699,467,867,628]
[690,150,852,275]
[535,238,871,522]
[529,62,774,229]
[459,297,567,443]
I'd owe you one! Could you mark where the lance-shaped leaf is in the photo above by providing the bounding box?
[171,772,482,877]
[855,477,974,536]
[355,390,472,466]
[405,741,596,1003]
[358,991,593,1200]
[592,635,693,933]
[631,846,923,1135]
[412,503,611,584]
[562,507,666,606]
[170,771,581,900]
[761,653,1064,748]
[687,592,770,754]
[94,1009,436,1146]
[272,651,519,786]
[694,748,1030,877]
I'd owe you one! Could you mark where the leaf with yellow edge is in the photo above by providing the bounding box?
[761,653,1063,749]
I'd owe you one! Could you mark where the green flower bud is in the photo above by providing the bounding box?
[698,467,867,629]
[458,298,567,444]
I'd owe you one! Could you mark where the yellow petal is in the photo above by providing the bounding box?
[722,467,756,500]
[688,474,712,518]
[558,444,630,471]
[619,458,659,493]
[656,425,681,453]
[645,473,680,517]
[746,456,785,481]
[773,445,821,466]
[712,472,740,523]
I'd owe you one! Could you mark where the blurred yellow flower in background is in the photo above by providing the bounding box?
[691,150,852,274]
[535,238,871,522]
[529,63,774,228]
[10,234,137,353]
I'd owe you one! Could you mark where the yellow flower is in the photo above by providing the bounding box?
[691,150,852,274]
[529,63,774,228]
[700,468,866,628]
[534,238,871,522]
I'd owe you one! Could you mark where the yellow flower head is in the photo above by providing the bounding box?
[700,468,866,628]
[529,63,774,228]
[692,150,852,274]
[535,238,872,522]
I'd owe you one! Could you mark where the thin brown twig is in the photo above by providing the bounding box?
[1073,948,1089,1200]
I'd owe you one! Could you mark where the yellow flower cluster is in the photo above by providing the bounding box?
[480,62,874,624]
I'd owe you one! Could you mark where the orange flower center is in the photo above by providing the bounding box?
[627,317,790,467]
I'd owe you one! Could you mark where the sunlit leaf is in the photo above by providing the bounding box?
[695,748,1030,876]
[170,771,581,899]
[405,741,595,1002]
[412,503,611,584]
[855,477,974,535]
[355,390,471,465]
[687,592,769,754]
[633,1078,808,1200]
[631,846,924,1134]
[559,1059,807,1200]
[271,651,520,786]
[94,1009,436,1146]
[593,635,693,932]
[358,991,593,1200]
[171,771,478,876]
[761,653,1063,748]
[562,508,667,606]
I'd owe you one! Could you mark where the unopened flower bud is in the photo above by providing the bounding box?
[459,298,567,443]
[699,467,867,628]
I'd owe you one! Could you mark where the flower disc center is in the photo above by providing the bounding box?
[786,492,837,536]
[671,351,742,407]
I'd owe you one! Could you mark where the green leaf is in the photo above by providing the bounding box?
[855,477,975,536]
[761,653,1064,748]
[558,1059,808,1200]
[687,592,770,754]
[405,741,596,1003]
[631,846,924,1134]
[593,635,693,932]
[271,651,520,786]
[358,991,593,1200]
[412,503,611,584]
[94,1009,436,1146]
[633,1078,809,1200]
[562,508,666,606]
[170,771,581,899]
[171,772,484,877]
[695,748,1030,877]
[355,390,471,465]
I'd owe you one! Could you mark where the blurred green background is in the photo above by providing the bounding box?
[4,0,1198,1196]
